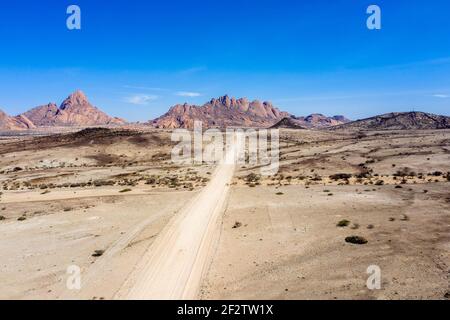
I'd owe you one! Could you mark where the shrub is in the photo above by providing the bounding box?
[337,219,350,227]
[92,250,104,257]
[232,221,242,229]
[119,188,132,193]
[345,236,368,244]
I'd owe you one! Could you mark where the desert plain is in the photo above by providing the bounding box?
[0,127,449,300]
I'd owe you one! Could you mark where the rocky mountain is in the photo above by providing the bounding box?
[0,109,36,130]
[151,95,290,129]
[330,112,450,131]
[21,91,126,127]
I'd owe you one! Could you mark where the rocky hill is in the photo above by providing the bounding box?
[21,91,126,127]
[330,112,450,131]
[270,117,307,129]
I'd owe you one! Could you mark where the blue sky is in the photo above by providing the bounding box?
[0,0,449,121]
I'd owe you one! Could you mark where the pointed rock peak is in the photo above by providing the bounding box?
[214,95,231,106]
[61,90,89,109]
[70,90,87,100]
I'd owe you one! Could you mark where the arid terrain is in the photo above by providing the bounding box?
[202,129,450,300]
[0,127,449,300]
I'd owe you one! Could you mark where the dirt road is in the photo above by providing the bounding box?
[120,133,241,299]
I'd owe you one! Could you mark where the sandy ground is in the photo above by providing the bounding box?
[200,183,450,299]
[0,191,194,300]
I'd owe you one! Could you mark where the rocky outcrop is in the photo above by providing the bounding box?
[0,109,36,130]
[292,114,350,128]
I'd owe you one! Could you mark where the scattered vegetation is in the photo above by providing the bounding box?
[329,173,352,181]
[394,167,416,178]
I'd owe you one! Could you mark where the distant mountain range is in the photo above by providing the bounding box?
[1,92,449,131]
[0,91,125,130]
[150,95,349,129]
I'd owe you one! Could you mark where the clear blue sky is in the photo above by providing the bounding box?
[0,0,449,121]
